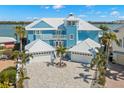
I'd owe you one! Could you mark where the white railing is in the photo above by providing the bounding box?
[35,34,67,40]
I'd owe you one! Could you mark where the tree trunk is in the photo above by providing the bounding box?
[60,55,62,66]
[106,41,110,69]
[20,38,22,52]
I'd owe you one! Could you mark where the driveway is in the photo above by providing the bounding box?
[106,62,124,88]
[0,60,15,72]
[25,61,94,88]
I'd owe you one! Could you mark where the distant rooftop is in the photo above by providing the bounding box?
[0,37,16,43]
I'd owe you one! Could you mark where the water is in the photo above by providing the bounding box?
[92,23,124,30]
[0,24,27,38]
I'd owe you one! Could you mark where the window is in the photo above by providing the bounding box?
[72,21,76,26]
[67,21,76,26]
[69,34,74,40]
[67,21,71,25]
[35,30,40,34]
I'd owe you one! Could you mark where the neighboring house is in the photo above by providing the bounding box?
[112,25,124,65]
[25,13,101,49]
[69,38,100,63]
[0,37,16,49]
[25,39,55,63]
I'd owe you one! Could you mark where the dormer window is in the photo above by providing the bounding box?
[72,21,76,26]
[67,21,72,25]
[67,21,76,26]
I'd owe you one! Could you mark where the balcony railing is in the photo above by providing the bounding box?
[35,34,67,40]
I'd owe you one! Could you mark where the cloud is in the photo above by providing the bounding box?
[99,15,107,18]
[118,16,124,19]
[110,11,120,16]
[26,17,39,20]
[40,5,50,9]
[85,5,95,8]
[45,6,50,9]
[52,5,64,9]
[78,14,87,18]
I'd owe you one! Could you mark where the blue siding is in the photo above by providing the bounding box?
[27,21,100,48]
[61,30,66,35]
[66,26,77,48]
[43,40,54,46]
[27,31,34,43]
[32,21,53,28]
[78,31,99,42]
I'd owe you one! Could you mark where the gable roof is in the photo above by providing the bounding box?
[25,15,101,31]
[25,39,55,53]
[78,19,101,30]
[25,18,64,30]
[0,37,16,43]
[69,38,100,54]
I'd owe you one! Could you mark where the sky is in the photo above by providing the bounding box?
[0,5,124,21]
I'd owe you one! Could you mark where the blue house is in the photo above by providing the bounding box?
[25,13,101,48]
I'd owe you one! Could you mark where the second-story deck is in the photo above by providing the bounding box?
[35,34,67,40]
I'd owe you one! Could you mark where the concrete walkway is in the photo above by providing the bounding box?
[25,61,94,88]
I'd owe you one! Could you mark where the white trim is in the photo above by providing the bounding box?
[26,28,57,31]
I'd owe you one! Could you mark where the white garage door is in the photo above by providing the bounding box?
[114,53,124,65]
[30,55,51,63]
[71,53,93,63]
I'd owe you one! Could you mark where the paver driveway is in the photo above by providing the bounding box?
[106,62,124,88]
[25,61,94,88]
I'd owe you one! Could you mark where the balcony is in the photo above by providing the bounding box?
[35,34,67,40]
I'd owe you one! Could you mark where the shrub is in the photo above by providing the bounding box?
[3,49,13,59]
[0,67,16,85]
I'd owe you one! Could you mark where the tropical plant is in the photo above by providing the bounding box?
[91,47,106,86]
[0,67,16,88]
[100,27,120,65]
[0,82,10,88]
[12,50,32,88]
[56,45,66,67]
[99,24,109,31]
[15,26,25,51]
[91,25,120,87]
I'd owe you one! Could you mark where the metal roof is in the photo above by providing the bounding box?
[25,39,55,53]
[0,37,16,43]
[25,14,101,31]
[69,38,100,54]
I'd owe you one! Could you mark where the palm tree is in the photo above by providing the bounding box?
[17,67,29,88]
[101,32,120,65]
[91,47,106,86]
[99,24,109,31]
[15,26,25,51]
[12,50,32,88]
[56,45,66,67]
[91,25,120,87]
[99,25,120,63]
